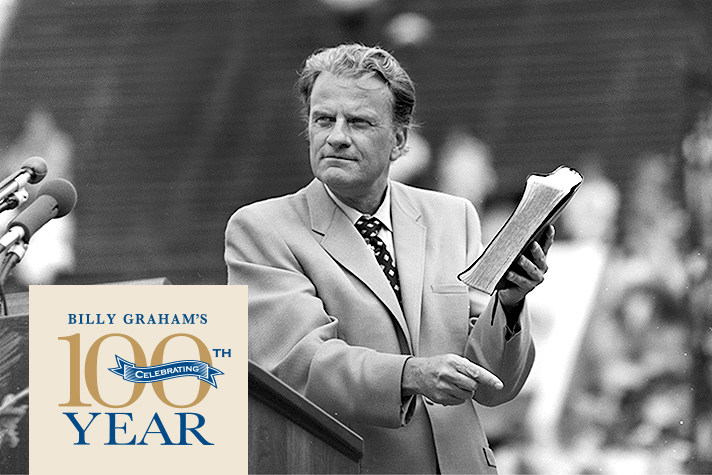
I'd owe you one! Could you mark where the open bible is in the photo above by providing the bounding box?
[458,166,584,294]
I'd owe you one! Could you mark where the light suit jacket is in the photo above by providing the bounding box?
[226,179,535,474]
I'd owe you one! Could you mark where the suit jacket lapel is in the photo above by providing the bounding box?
[391,182,426,356]
[305,180,412,352]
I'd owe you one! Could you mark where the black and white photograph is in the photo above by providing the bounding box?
[0,1,710,474]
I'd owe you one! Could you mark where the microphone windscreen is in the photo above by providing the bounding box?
[37,178,77,218]
[22,156,48,184]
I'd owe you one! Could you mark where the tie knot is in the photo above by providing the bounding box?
[355,216,383,239]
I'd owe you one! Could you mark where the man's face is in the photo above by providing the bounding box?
[308,71,406,211]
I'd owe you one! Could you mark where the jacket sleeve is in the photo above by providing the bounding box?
[225,205,411,428]
[461,200,536,406]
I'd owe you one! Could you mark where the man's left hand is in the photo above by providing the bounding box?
[499,225,555,310]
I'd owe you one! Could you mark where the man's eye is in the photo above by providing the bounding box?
[349,118,371,127]
[314,116,333,125]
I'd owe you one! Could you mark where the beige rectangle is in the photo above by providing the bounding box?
[30,285,247,474]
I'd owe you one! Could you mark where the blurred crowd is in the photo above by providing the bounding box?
[394,124,710,474]
[556,153,695,474]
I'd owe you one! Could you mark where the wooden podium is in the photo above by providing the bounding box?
[0,292,29,475]
[249,360,363,474]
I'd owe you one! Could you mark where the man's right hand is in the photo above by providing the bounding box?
[401,354,504,406]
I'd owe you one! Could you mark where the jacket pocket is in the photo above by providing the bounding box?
[430,283,469,294]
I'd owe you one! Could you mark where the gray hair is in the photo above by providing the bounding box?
[296,44,416,130]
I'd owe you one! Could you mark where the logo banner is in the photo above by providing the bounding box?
[109,356,224,388]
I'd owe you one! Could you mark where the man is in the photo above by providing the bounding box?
[225,44,553,474]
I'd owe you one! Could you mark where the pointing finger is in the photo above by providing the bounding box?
[457,359,504,390]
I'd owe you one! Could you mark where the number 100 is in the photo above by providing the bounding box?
[58,333,213,409]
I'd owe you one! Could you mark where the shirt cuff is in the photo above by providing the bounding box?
[492,291,523,341]
[504,319,522,341]
[399,356,417,426]
[400,394,416,426]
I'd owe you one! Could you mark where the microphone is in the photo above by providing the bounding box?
[0,178,77,253]
[0,156,48,205]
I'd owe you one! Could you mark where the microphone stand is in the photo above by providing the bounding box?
[0,186,30,316]
[0,244,26,317]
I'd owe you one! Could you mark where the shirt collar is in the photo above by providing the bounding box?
[323,181,393,232]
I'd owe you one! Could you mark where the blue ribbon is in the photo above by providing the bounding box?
[108,355,224,388]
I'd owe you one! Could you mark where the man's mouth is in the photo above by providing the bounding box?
[323,155,356,161]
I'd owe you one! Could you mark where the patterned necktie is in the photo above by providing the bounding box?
[355,216,402,304]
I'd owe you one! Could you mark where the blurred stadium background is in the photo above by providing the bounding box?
[0,0,710,473]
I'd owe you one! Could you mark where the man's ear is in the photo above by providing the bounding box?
[390,127,409,161]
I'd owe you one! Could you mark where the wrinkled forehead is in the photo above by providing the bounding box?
[310,70,394,107]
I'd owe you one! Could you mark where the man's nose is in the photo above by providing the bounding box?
[327,119,352,147]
